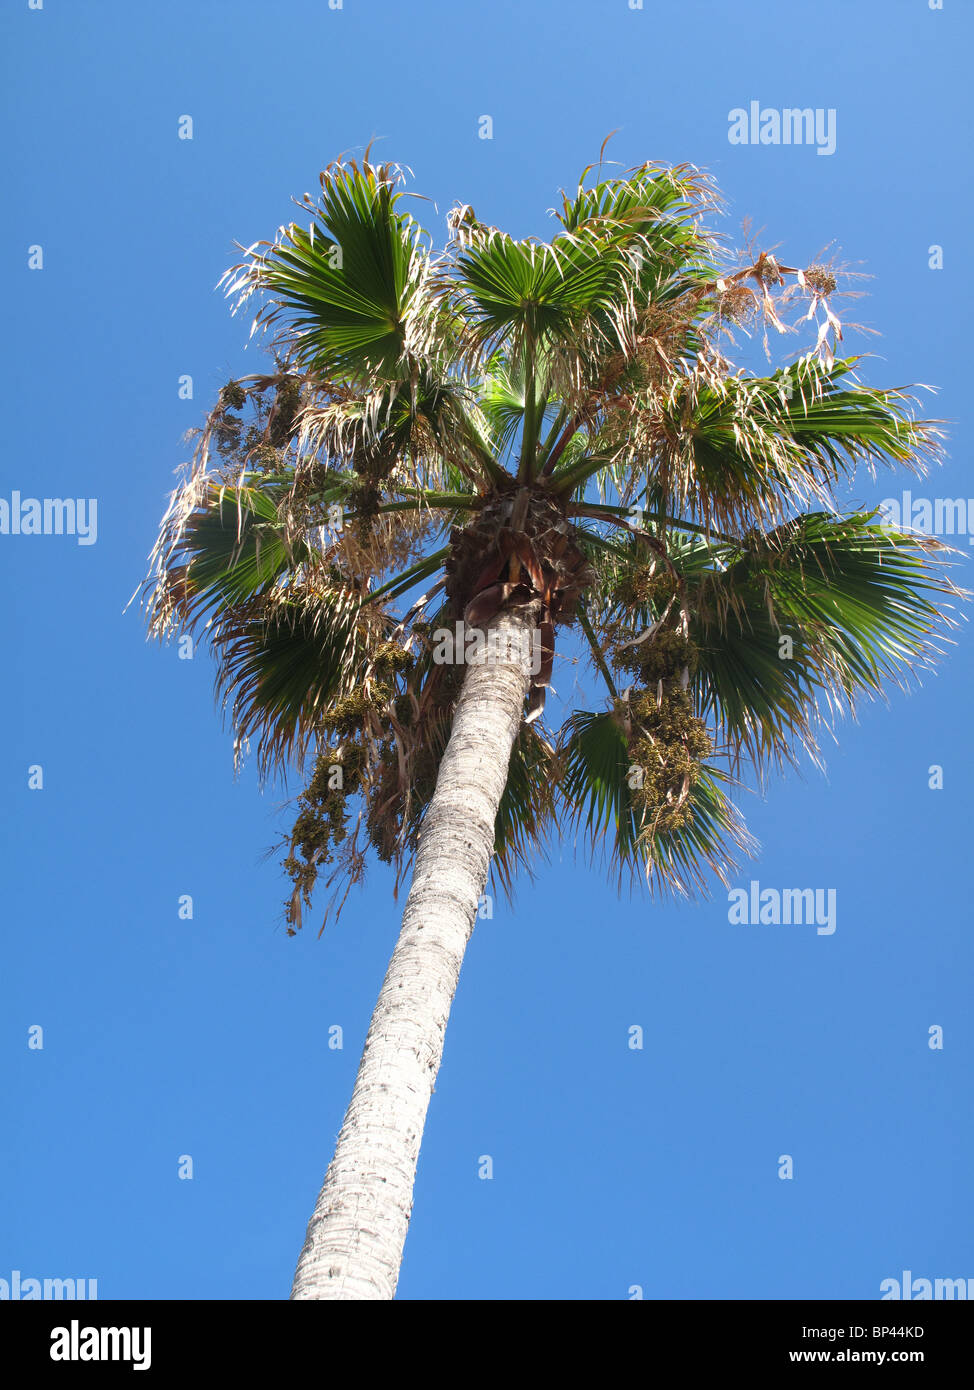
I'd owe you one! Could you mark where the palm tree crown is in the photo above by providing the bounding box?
[143,150,958,931]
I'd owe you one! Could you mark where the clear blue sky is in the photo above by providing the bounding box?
[2,0,971,1301]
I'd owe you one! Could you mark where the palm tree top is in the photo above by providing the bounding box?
[141,149,963,932]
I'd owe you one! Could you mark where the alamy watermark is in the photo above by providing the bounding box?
[431,621,543,677]
[0,492,97,545]
[0,1269,98,1299]
[728,879,836,935]
[50,1320,151,1372]
[879,491,974,544]
[728,102,836,156]
[881,1270,973,1300]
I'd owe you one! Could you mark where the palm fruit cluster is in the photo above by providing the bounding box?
[614,621,712,834]
[214,375,303,473]
[283,741,367,928]
[801,263,838,296]
[610,564,678,612]
[281,615,475,918]
[282,639,418,927]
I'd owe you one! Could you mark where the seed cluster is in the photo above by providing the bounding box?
[610,566,678,612]
[802,263,838,297]
[317,689,390,740]
[282,627,460,923]
[282,743,366,922]
[614,626,711,834]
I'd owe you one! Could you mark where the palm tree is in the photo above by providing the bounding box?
[142,150,959,1300]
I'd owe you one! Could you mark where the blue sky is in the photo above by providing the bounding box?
[2,0,971,1301]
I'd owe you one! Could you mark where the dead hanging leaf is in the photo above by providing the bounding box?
[513,535,545,592]
[469,549,510,597]
[464,581,532,627]
[525,685,546,724]
[536,620,555,689]
[762,294,789,336]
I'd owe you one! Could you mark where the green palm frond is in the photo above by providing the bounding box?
[559,708,635,857]
[450,227,626,357]
[480,350,529,458]
[554,162,718,338]
[582,509,960,775]
[214,581,375,776]
[144,470,446,778]
[297,368,498,494]
[556,709,752,896]
[556,159,718,247]
[554,161,719,324]
[626,357,941,532]
[145,481,312,640]
[221,157,433,381]
[637,764,756,896]
[775,359,938,474]
[661,511,950,772]
[690,512,959,769]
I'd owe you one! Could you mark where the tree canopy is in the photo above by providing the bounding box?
[142,149,960,932]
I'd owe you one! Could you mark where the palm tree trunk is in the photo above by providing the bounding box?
[290,606,537,1300]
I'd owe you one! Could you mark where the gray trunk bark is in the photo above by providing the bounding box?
[290,606,536,1300]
